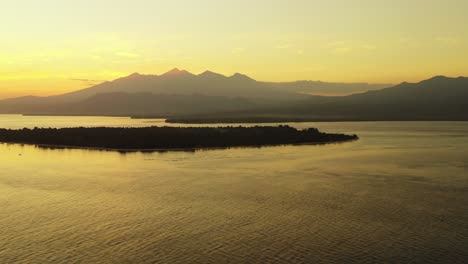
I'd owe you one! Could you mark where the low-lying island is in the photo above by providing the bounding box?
[0,126,358,151]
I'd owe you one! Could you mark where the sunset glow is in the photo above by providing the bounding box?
[1,0,467,98]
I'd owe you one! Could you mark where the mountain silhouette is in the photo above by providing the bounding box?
[0,71,465,120]
[295,76,468,120]
[41,69,309,103]
[167,76,468,122]
[77,93,256,116]
[1,69,390,104]
[161,68,194,77]
[341,76,468,104]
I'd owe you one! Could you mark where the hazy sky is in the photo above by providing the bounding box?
[1,0,467,98]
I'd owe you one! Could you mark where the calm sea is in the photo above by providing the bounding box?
[0,115,467,263]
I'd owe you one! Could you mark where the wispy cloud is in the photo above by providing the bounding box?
[436,37,460,45]
[361,44,377,50]
[90,55,103,60]
[328,41,345,47]
[115,51,140,58]
[329,41,375,53]
[232,48,245,54]
[69,78,105,86]
[334,47,353,53]
[328,41,353,53]
[275,44,293,49]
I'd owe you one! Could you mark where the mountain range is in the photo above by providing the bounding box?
[0,69,467,121]
[176,75,468,122]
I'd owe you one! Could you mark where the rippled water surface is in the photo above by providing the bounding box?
[0,115,467,263]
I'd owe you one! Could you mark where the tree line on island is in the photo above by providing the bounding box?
[0,126,358,150]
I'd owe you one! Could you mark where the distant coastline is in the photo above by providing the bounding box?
[0,126,358,152]
[163,116,468,124]
[13,113,468,124]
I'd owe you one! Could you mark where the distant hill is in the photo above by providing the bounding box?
[307,75,468,120]
[265,80,391,96]
[167,76,468,122]
[0,93,258,117]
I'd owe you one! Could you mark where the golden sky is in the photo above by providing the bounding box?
[1,0,467,98]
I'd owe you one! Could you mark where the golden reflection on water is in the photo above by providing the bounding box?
[0,119,468,263]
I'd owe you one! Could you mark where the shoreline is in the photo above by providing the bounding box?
[2,138,358,153]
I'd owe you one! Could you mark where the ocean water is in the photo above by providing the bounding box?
[0,115,467,263]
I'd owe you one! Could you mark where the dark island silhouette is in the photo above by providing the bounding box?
[0,126,358,151]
